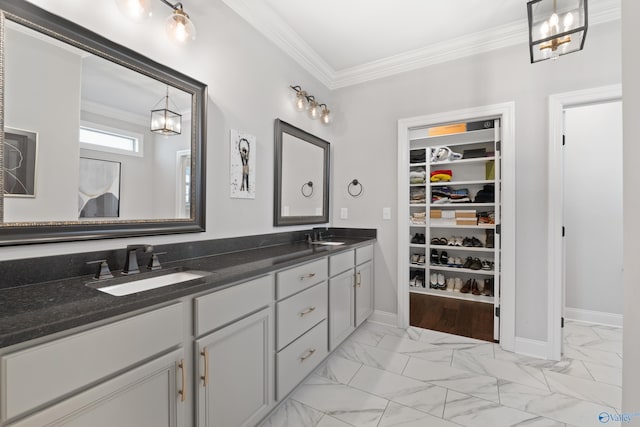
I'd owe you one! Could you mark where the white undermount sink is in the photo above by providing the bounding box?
[309,241,345,246]
[91,271,205,296]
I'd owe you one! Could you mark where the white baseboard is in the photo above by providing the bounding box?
[565,307,623,327]
[514,337,550,360]
[367,310,398,327]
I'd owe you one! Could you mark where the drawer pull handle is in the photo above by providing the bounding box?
[300,348,316,362]
[299,273,316,280]
[178,360,186,402]
[299,306,316,317]
[201,348,209,387]
[356,271,362,288]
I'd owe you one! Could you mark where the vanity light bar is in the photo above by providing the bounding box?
[289,85,331,125]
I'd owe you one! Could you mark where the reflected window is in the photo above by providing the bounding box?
[176,150,191,218]
[79,125,143,156]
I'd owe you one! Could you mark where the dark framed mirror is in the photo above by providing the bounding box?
[274,119,329,226]
[0,0,207,246]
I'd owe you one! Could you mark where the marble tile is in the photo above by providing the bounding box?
[348,322,422,347]
[349,365,447,417]
[419,329,495,356]
[403,357,499,403]
[315,354,363,385]
[315,414,354,427]
[543,370,621,410]
[590,325,623,343]
[451,350,549,390]
[259,398,324,427]
[493,346,593,381]
[582,361,622,387]
[443,390,553,427]
[562,343,623,368]
[293,374,388,427]
[376,334,454,364]
[499,380,620,427]
[378,401,460,427]
[334,340,410,375]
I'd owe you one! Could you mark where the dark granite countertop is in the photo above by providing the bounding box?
[0,236,374,349]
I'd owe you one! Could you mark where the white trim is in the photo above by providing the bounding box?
[397,102,516,353]
[222,0,619,89]
[547,84,623,360]
[367,310,398,327]
[565,307,623,328]
[514,337,549,360]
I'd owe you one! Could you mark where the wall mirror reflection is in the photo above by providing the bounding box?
[0,0,207,245]
[274,119,329,226]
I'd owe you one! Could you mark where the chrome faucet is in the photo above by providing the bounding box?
[123,244,153,274]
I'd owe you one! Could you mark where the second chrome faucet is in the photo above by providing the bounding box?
[122,244,154,275]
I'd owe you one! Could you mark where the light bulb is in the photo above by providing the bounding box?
[564,12,574,30]
[166,9,196,42]
[540,21,550,38]
[549,12,559,26]
[320,107,331,125]
[308,99,319,120]
[295,91,308,111]
[115,0,152,20]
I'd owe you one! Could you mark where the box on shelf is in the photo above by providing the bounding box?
[456,218,478,226]
[442,210,456,219]
[430,218,456,226]
[430,210,442,218]
[486,160,495,180]
[455,210,476,219]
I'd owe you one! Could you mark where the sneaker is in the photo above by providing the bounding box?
[418,255,426,264]
[411,233,421,244]
[439,251,448,265]
[470,257,483,270]
[454,236,463,246]
[409,273,417,287]
[454,257,462,267]
[462,237,473,247]
[453,277,463,292]
[471,237,483,247]
[437,273,446,289]
[445,277,454,291]
[411,254,420,264]
[481,260,492,270]
[447,236,456,246]
[463,256,473,269]
[447,256,455,267]
[416,272,425,288]
[430,273,438,289]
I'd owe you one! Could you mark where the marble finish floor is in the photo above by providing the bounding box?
[261,320,623,427]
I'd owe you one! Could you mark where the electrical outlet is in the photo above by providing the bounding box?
[340,208,348,219]
[383,207,391,220]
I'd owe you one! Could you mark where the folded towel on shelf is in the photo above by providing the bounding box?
[430,173,452,182]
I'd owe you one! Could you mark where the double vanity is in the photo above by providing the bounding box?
[0,229,375,427]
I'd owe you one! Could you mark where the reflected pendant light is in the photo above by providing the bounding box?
[151,87,182,135]
[527,0,588,63]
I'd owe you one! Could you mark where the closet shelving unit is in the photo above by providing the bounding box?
[408,121,501,306]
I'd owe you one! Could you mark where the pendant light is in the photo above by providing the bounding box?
[115,0,153,20]
[289,85,331,125]
[150,87,182,136]
[527,0,588,63]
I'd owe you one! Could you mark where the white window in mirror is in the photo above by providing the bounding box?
[79,123,144,157]
[176,150,191,218]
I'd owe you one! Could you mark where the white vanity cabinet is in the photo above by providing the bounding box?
[328,245,374,350]
[0,303,186,427]
[194,275,274,427]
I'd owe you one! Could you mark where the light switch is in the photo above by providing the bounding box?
[383,207,391,220]
[340,208,348,219]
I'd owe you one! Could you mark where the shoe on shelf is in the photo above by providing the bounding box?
[409,273,417,287]
[430,237,441,245]
[485,229,495,248]
[460,279,471,293]
[462,237,473,247]
[447,236,456,246]
[463,256,473,269]
[453,277,463,292]
[445,277,454,291]
[471,279,481,295]
[471,237,483,247]
[416,272,425,288]
[454,257,463,267]
[411,253,420,264]
[470,257,482,270]
[439,251,448,265]
[430,273,438,289]
[411,233,421,244]
[481,260,492,270]
[482,278,494,296]
[454,236,463,246]
[430,249,440,265]
[420,234,427,244]
[447,256,455,267]
[437,273,446,289]
[418,255,426,264]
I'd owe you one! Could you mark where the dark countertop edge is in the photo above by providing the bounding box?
[0,237,376,350]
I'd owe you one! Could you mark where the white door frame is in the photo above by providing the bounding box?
[397,102,516,352]
[547,84,622,360]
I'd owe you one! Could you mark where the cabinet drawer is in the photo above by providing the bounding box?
[277,282,327,351]
[329,250,354,276]
[195,274,273,336]
[277,320,328,400]
[276,258,328,300]
[356,244,374,265]
[1,303,183,422]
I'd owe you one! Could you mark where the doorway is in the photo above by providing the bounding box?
[548,85,623,360]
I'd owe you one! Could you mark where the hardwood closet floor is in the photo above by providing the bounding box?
[410,293,496,342]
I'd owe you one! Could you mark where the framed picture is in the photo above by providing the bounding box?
[230,130,256,199]
[3,127,38,197]
[78,157,121,218]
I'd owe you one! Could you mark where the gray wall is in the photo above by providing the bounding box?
[2,0,332,260]
[330,20,622,340]
[622,0,640,418]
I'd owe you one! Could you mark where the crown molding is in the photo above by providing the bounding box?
[222,0,621,90]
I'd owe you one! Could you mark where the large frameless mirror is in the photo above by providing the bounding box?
[274,119,329,226]
[0,0,207,245]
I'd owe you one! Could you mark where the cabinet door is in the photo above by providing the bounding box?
[329,268,355,351]
[196,307,273,427]
[355,261,373,326]
[8,350,186,427]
